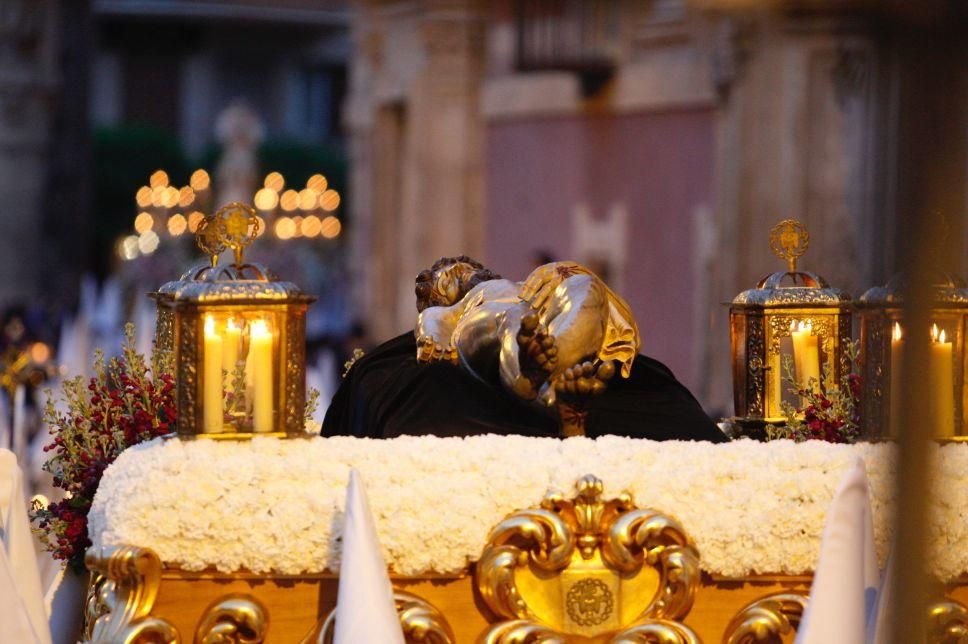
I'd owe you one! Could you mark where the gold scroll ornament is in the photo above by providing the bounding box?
[311,590,456,643]
[83,544,453,644]
[475,473,701,643]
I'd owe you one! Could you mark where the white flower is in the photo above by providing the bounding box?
[86,435,966,580]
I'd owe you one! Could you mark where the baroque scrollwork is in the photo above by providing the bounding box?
[311,591,455,644]
[480,620,564,644]
[177,312,198,435]
[83,545,181,644]
[395,590,456,643]
[722,592,807,644]
[612,620,702,644]
[767,315,834,358]
[746,315,765,416]
[476,474,701,642]
[927,599,968,643]
[194,594,269,644]
[284,310,307,434]
[603,508,700,621]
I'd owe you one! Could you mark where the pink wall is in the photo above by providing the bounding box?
[484,108,716,400]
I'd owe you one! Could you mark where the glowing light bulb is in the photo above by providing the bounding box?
[275,217,296,240]
[135,186,152,207]
[150,169,169,188]
[167,213,187,236]
[307,174,327,193]
[134,212,154,234]
[320,215,341,239]
[254,188,279,211]
[187,211,206,232]
[190,169,211,191]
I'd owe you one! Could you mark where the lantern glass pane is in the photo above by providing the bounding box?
[198,308,285,434]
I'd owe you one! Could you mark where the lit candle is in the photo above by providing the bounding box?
[930,324,955,438]
[889,322,904,437]
[250,319,274,432]
[791,321,820,397]
[203,315,223,433]
[222,318,242,386]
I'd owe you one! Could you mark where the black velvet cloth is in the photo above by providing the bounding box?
[322,332,727,442]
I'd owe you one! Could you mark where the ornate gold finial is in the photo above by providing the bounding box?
[195,216,227,268]
[213,202,261,266]
[769,219,809,273]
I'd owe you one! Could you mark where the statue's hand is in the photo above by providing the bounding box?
[519,261,586,313]
[416,335,458,364]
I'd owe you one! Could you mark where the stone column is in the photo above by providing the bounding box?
[347,0,485,340]
[393,0,485,330]
[0,0,57,307]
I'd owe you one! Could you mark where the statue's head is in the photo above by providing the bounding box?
[415,256,501,312]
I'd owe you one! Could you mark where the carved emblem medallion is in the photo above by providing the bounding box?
[566,578,614,627]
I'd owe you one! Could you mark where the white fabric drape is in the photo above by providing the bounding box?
[332,469,405,644]
[0,390,10,452]
[865,546,895,644]
[796,457,879,644]
[0,449,52,644]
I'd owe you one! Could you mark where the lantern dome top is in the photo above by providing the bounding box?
[153,202,315,305]
[731,219,851,308]
[858,271,968,308]
[732,270,852,308]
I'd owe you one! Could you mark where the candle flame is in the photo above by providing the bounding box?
[226,317,239,332]
[932,323,940,342]
[204,314,216,336]
[893,322,903,342]
[250,319,270,337]
[940,329,947,344]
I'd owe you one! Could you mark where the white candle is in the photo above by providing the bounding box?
[250,319,274,432]
[203,315,223,433]
[930,324,955,438]
[222,318,242,386]
[791,321,820,397]
[889,322,904,437]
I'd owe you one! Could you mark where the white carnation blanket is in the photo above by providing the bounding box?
[87,435,967,579]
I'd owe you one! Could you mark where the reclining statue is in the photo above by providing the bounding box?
[414,257,638,423]
[323,256,726,443]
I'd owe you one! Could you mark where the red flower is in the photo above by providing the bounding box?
[31,329,176,572]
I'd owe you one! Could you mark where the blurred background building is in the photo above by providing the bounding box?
[345,0,967,414]
[0,0,965,418]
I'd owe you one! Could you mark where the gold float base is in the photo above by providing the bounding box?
[85,562,968,642]
[145,569,819,642]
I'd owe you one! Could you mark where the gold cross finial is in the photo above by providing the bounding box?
[195,216,226,268]
[205,202,262,266]
[769,219,809,272]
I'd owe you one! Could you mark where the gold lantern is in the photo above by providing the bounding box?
[858,272,968,439]
[152,202,316,438]
[729,220,852,427]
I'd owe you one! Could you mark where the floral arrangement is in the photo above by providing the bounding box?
[31,325,176,571]
[772,340,862,443]
[89,434,968,580]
